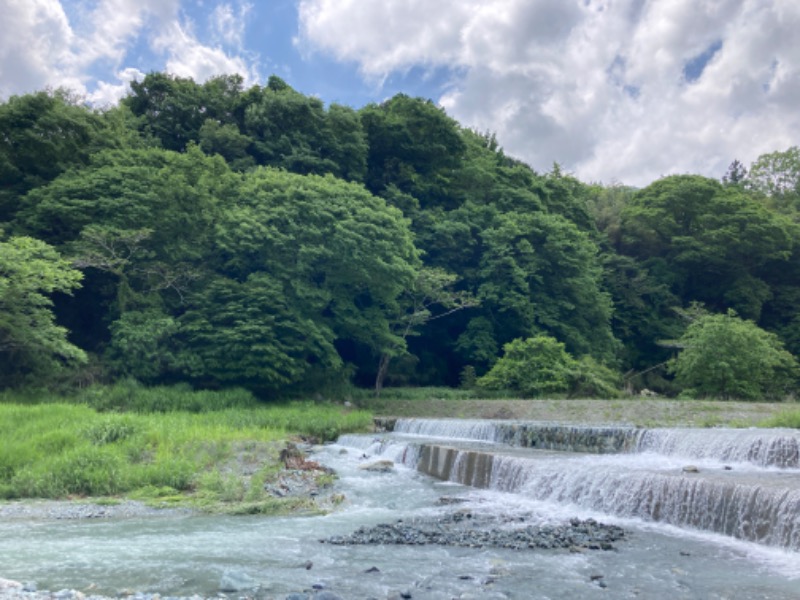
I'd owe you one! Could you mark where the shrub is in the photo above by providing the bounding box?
[568,356,622,398]
[477,335,577,397]
[670,310,799,400]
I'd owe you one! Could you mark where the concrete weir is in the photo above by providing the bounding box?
[416,444,495,488]
[368,418,800,551]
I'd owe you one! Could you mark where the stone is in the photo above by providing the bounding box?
[219,569,258,592]
[313,592,344,600]
[436,496,468,505]
[358,460,395,472]
[682,465,700,473]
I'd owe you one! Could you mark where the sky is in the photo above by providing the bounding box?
[1,0,799,187]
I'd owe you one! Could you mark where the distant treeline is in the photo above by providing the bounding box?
[1,73,798,399]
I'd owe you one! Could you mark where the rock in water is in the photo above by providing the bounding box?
[682,465,700,473]
[219,569,259,592]
[359,459,395,472]
[313,592,345,600]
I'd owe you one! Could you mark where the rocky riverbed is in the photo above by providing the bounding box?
[0,440,628,600]
[0,500,192,521]
[0,507,627,600]
[322,511,626,552]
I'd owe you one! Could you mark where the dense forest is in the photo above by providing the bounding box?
[1,73,799,400]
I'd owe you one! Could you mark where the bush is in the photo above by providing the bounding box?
[568,356,622,398]
[477,336,577,397]
[670,310,799,400]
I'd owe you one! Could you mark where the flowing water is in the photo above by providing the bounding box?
[1,419,799,599]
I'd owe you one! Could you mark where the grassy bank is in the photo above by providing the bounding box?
[359,389,799,428]
[0,386,372,512]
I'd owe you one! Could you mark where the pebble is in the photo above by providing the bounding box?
[321,512,627,552]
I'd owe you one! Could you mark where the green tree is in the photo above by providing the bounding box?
[670,310,798,400]
[360,94,466,209]
[18,146,236,359]
[200,168,420,391]
[177,274,342,390]
[621,175,795,320]
[746,147,800,217]
[722,159,748,187]
[477,335,577,397]
[106,308,181,381]
[0,89,134,222]
[0,235,86,386]
[375,267,477,394]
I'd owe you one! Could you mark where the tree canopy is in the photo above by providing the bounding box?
[1,74,798,400]
[0,235,86,386]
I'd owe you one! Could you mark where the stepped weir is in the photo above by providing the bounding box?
[343,418,800,551]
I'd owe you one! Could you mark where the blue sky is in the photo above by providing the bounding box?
[1,0,798,186]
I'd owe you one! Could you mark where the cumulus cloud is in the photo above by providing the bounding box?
[298,0,800,186]
[154,19,257,84]
[0,0,258,104]
[88,67,146,106]
[0,0,83,96]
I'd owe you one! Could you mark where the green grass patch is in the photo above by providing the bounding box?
[0,380,261,413]
[0,400,371,503]
[760,409,800,429]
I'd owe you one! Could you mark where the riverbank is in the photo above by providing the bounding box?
[367,396,796,427]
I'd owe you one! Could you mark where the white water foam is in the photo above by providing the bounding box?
[635,427,800,468]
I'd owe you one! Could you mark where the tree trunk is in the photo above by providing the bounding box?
[375,353,392,397]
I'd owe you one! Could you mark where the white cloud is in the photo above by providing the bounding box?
[154,19,257,83]
[298,0,800,186]
[211,2,252,49]
[0,0,258,104]
[87,67,146,106]
[0,0,84,97]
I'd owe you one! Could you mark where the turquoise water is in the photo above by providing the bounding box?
[0,435,798,599]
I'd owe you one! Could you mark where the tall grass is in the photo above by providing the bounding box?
[0,380,261,413]
[0,400,372,502]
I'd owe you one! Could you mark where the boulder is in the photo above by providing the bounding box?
[219,569,259,592]
[359,460,395,472]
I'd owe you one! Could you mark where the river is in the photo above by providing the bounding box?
[1,419,799,599]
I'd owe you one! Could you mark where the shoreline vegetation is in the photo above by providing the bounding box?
[0,383,371,512]
[1,382,798,513]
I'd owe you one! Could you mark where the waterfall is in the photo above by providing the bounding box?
[635,428,800,468]
[393,418,499,441]
[344,419,800,551]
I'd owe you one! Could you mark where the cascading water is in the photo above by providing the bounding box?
[366,419,800,552]
[635,427,800,468]
[2,419,799,599]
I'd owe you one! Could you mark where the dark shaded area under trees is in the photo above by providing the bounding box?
[1,73,798,400]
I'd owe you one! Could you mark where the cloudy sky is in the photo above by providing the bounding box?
[1,0,798,186]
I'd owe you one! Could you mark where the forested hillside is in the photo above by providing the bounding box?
[2,73,798,399]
